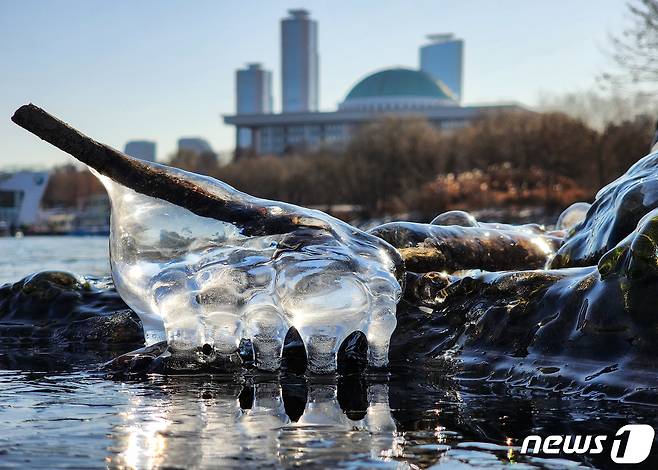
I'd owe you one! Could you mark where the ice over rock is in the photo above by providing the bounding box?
[95,164,403,374]
[9,104,403,374]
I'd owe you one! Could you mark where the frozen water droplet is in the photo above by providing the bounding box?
[430,210,478,227]
[556,202,591,230]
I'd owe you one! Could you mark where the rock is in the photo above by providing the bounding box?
[552,149,658,268]
[369,222,562,273]
[389,210,658,394]
[403,271,456,307]
[0,271,143,346]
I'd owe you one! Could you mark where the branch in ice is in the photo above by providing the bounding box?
[11,103,330,236]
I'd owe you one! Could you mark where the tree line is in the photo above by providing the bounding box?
[42,110,655,221]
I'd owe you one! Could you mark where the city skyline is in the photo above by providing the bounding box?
[1,0,629,168]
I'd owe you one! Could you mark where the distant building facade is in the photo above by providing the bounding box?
[225,68,523,155]
[420,34,464,101]
[124,140,156,162]
[178,137,213,155]
[281,9,319,112]
[0,171,49,229]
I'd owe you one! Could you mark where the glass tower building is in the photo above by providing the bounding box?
[281,9,319,112]
[419,34,464,102]
[236,63,273,115]
[236,63,273,149]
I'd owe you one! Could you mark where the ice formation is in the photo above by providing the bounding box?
[555,202,591,231]
[9,104,402,374]
[94,164,402,373]
[430,210,478,227]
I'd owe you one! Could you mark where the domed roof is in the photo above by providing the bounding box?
[345,68,453,101]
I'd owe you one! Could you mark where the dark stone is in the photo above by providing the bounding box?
[369,221,561,273]
[0,271,143,347]
[388,210,658,395]
[552,149,658,268]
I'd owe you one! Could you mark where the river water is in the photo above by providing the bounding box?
[0,236,110,284]
[1,236,657,469]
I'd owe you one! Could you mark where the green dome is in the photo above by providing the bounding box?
[345,68,452,101]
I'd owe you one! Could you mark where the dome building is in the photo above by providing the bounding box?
[225,66,524,157]
[339,68,457,112]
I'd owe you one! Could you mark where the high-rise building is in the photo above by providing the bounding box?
[281,9,319,112]
[237,63,273,115]
[178,137,213,155]
[420,34,464,101]
[124,140,156,162]
[236,63,273,150]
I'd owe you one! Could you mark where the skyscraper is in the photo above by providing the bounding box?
[281,9,319,112]
[236,63,272,150]
[236,63,273,115]
[420,34,464,102]
[124,140,156,162]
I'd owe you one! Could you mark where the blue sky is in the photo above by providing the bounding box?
[0,0,629,168]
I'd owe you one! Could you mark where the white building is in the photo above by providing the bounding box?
[0,171,49,229]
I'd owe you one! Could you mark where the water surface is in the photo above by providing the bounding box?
[1,237,657,469]
[0,236,109,284]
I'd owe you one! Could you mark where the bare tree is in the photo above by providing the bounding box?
[538,89,658,130]
[602,0,658,88]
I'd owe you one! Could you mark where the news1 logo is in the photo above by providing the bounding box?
[520,424,655,464]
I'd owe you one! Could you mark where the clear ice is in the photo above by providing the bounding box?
[555,201,591,231]
[93,163,402,374]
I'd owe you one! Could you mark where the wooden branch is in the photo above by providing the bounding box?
[11,103,328,236]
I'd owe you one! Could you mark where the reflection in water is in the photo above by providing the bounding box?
[2,370,656,468]
[107,376,615,469]
[110,379,401,469]
[119,396,170,469]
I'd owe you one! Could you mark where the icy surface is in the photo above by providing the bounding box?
[556,202,591,231]
[430,210,479,227]
[94,165,402,373]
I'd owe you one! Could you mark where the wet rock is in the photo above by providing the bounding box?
[104,328,368,377]
[552,149,658,268]
[430,209,557,238]
[389,210,658,392]
[369,222,561,273]
[103,342,169,376]
[0,271,144,346]
[403,271,457,307]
